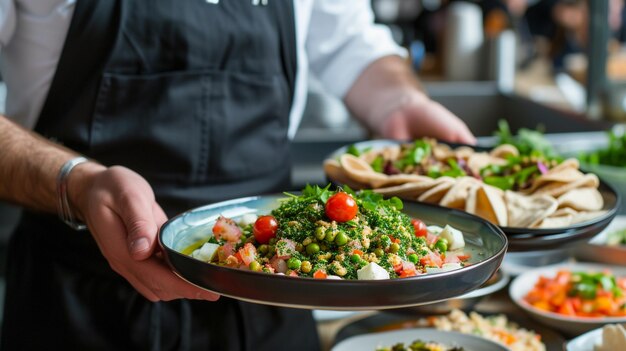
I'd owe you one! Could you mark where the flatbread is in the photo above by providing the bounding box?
[339,154,389,186]
[505,190,558,228]
[373,178,439,199]
[557,187,604,211]
[467,153,507,176]
[489,144,519,158]
[417,178,455,204]
[531,173,600,198]
[466,184,508,226]
[439,177,481,209]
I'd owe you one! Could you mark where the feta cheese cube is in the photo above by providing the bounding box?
[357,262,390,280]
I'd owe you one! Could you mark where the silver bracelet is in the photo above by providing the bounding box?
[56,156,88,231]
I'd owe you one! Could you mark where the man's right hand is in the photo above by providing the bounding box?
[69,163,220,302]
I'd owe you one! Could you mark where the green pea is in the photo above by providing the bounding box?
[350,254,361,263]
[306,243,320,255]
[408,253,419,264]
[359,259,368,267]
[389,242,400,253]
[268,237,277,245]
[435,238,448,252]
[315,227,326,240]
[257,244,269,255]
[380,235,391,248]
[287,257,302,270]
[374,248,384,257]
[334,232,348,246]
[324,229,337,243]
[249,261,262,272]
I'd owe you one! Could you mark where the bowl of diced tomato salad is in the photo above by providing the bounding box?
[159,185,507,310]
[510,263,626,336]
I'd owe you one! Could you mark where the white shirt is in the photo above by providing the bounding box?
[0,0,404,138]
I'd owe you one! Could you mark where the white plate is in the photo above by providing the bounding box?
[509,262,626,336]
[574,215,626,265]
[566,327,603,351]
[331,328,510,351]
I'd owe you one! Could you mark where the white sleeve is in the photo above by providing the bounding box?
[0,0,16,48]
[305,0,407,99]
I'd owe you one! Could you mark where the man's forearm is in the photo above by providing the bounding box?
[0,115,81,213]
[343,55,426,131]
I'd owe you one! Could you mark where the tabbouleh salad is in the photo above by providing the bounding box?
[188,185,470,280]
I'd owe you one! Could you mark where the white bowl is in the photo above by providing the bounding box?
[565,327,603,351]
[509,262,626,336]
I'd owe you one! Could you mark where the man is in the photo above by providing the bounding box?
[0,0,474,349]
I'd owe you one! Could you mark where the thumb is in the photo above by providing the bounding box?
[119,195,160,261]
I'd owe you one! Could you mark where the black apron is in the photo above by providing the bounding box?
[2,1,319,350]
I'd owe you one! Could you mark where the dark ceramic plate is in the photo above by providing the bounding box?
[158,195,507,310]
[325,140,620,251]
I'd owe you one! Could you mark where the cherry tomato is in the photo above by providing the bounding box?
[253,215,278,244]
[411,218,428,238]
[325,192,358,222]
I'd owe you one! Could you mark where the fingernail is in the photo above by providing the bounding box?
[130,238,150,254]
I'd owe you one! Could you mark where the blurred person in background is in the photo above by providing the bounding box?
[0,0,474,350]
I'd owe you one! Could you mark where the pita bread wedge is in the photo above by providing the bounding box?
[467,153,507,176]
[417,177,455,204]
[505,190,558,228]
[557,187,604,211]
[361,144,401,164]
[339,154,389,187]
[526,162,586,194]
[373,178,438,198]
[453,146,475,160]
[531,173,600,197]
[466,184,508,226]
[370,174,434,189]
[323,159,369,190]
[439,177,481,209]
[536,215,574,228]
[569,210,608,225]
[489,144,519,158]
[432,143,453,161]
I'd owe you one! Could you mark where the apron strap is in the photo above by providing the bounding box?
[35,0,120,136]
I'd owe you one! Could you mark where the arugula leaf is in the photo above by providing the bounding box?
[371,155,384,173]
[357,190,404,212]
[346,144,361,157]
[394,139,432,171]
[441,159,466,178]
[494,119,557,158]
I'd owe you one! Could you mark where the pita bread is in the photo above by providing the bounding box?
[418,178,455,204]
[466,184,508,226]
[525,160,585,194]
[536,215,574,228]
[432,143,454,161]
[373,178,439,198]
[439,177,481,209]
[489,144,519,158]
[531,173,600,197]
[361,144,400,164]
[339,154,389,186]
[557,187,604,211]
[467,153,507,176]
[505,190,558,228]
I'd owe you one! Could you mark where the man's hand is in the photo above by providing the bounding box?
[378,92,476,144]
[70,163,220,302]
[344,56,476,144]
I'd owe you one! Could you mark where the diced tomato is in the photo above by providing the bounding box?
[217,242,235,262]
[557,299,577,316]
[313,269,328,279]
[426,232,439,246]
[411,218,428,237]
[456,253,471,261]
[398,261,417,278]
[420,252,443,268]
[238,243,257,266]
[352,249,364,256]
[213,216,242,243]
